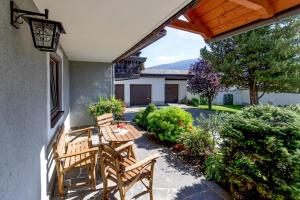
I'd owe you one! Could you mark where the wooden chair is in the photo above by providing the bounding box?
[99,142,159,200]
[96,113,130,145]
[96,113,130,126]
[52,125,98,197]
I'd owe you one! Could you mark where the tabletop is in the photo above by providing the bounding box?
[99,124,142,143]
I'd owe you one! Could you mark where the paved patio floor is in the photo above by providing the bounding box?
[52,105,231,200]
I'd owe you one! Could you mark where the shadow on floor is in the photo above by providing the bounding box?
[174,182,225,200]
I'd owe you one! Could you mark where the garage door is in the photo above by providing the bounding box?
[165,84,178,103]
[130,84,151,106]
[115,84,124,102]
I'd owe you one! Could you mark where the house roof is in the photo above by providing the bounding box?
[168,0,300,41]
[141,68,192,79]
[33,0,194,62]
[142,69,189,75]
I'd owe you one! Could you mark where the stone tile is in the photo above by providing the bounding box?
[51,108,231,199]
[183,190,224,200]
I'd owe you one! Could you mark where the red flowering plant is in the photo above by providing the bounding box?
[117,123,125,129]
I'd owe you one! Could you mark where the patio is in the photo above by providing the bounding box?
[52,130,231,200]
[2,0,300,199]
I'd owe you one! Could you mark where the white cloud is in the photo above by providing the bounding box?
[155,55,184,64]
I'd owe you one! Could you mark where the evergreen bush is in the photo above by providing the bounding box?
[204,105,300,200]
[191,98,199,107]
[147,106,193,143]
[133,103,157,129]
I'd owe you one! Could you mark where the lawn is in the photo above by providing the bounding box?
[198,104,243,113]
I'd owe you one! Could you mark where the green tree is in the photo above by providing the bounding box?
[201,18,300,104]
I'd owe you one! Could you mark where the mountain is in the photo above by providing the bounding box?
[148,58,197,70]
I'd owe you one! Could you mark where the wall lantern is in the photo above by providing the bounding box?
[10,1,66,52]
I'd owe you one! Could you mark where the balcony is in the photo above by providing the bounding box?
[114,54,147,80]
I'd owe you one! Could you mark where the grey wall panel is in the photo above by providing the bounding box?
[70,61,112,127]
[0,0,47,199]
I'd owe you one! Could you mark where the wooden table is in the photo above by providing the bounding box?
[99,124,142,157]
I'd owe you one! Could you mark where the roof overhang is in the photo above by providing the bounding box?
[168,0,300,41]
[32,0,195,62]
[141,73,193,80]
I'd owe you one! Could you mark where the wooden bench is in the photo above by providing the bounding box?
[52,125,98,196]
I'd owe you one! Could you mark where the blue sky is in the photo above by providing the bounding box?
[140,27,206,68]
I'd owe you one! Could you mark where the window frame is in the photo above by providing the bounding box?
[50,55,63,127]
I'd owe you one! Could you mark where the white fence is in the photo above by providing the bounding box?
[187,89,300,106]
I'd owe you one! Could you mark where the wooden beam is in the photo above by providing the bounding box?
[229,0,274,17]
[186,10,213,37]
[168,19,210,39]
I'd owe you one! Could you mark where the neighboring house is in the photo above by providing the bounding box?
[152,59,300,106]
[1,0,300,199]
[115,68,192,106]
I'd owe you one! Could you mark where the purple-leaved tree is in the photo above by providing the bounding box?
[187,59,220,109]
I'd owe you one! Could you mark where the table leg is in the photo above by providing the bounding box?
[110,142,117,148]
[130,144,137,159]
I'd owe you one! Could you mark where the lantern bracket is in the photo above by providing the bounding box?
[10,1,48,29]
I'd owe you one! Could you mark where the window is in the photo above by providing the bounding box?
[50,56,62,125]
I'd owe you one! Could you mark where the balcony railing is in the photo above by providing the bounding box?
[114,55,146,80]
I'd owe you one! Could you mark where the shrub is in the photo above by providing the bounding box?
[205,105,300,200]
[180,97,192,105]
[287,104,300,114]
[191,98,199,107]
[204,153,225,182]
[199,97,208,105]
[133,104,157,129]
[88,97,125,120]
[197,112,228,135]
[147,106,193,143]
[197,112,229,146]
[177,127,215,157]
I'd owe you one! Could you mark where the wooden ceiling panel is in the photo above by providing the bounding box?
[195,0,226,16]
[205,6,251,29]
[168,0,300,40]
[200,1,239,23]
[212,11,262,35]
[273,0,300,12]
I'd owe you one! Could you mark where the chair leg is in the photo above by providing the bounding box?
[149,177,154,200]
[118,186,126,200]
[90,158,97,191]
[57,174,65,197]
[103,178,108,200]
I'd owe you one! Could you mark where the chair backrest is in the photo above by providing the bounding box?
[99,144,123,173]
[52,125,67,158]
[96,113,114,126]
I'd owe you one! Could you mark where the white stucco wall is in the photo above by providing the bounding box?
[165,80,187,102]
[116,77,165,106]
[115,78,189,106]
[188,89,300,106]
[0,0,70,199]
[234,90,300,106]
